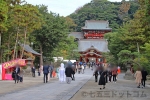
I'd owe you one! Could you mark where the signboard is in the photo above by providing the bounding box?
[2,59,26,69]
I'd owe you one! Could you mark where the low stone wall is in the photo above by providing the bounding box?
[147,75,150,80]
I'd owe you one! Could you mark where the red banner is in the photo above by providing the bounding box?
[2,59,26,69]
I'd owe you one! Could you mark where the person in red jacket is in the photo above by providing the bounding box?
[112,67,118,83]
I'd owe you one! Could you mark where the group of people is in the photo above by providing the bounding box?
[134,68,148,88]
[74,61,86,74]
[12,64,23,84]
[12,63,39,83]
[93,63,148,89]
[43,61,75,84]
[93,64,119,90]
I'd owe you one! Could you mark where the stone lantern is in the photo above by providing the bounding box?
[26,57,33,67]
[124,62,135,80]
[25,57,33,74]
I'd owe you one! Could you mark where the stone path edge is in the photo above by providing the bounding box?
[68,76,92,100]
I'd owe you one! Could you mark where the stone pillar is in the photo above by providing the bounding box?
[124,63,135,80]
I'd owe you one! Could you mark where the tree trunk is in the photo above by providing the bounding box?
[40,44,43,72]
[21,27,27,59]
[13,27,19,60]
[7,32,13,61]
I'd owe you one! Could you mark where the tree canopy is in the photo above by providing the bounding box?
[69,0,139,32]
[0,1,79,64]
[104,0,150,73]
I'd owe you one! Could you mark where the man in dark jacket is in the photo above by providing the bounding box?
[65,63,73,84]
[141,68,148,88]
[93,70,98,82]
[108,69,112,82]
[32,66,36,77]
[43,64,49,83]
[14,64,20,84]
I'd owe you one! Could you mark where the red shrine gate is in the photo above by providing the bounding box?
[84,30,111,39]
[69,20,112,64]
[79,46,106,64]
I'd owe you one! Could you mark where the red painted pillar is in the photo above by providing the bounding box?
[80,56,82,62]
[2,66,5,80]
[96,57,98,64]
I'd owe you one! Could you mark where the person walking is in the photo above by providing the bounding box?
[43,64,49,83]
[49,65,53,78]
[75,61,78,73]
[81,64,84,74]
[14,64,20,84]
[93,68,98,82]
[78,64,81,74]
[91,62,93,70]
[37,64,40,76]
[108,68,112,82]
[78,61,82,74]
[32,65,36,77]
[59,63,66,83]
[98,67,106,90]
[112,67,118,83]
[12,69,16,81]
[105,69,108,83]
[134,68,142,88]
[56,66,60,78]
[72,66,75,81]
[141,68,148,88]
[65,63,73,84]
[83,62,86,69]
[19,68,23,82]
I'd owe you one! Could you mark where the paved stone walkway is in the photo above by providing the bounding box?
[0,68,93,100]
[1,69,150,100]
[70,73,150,100]
[0,72,57,96]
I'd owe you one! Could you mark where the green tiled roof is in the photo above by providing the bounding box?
[82,20,112,30]
[20,44,41,55]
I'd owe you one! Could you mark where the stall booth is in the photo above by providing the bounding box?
[1,59,26,80]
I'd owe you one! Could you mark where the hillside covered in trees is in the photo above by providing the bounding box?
[70,0,150,73]
[69,0,139,31]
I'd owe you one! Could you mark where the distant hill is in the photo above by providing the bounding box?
[68,0,139,31]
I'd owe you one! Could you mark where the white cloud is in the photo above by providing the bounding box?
[25,0,122,16]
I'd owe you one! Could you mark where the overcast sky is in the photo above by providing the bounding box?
[25,0,122,16]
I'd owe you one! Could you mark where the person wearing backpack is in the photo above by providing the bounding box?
[12,69,16,80]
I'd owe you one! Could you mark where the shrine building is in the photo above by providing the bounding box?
[69,20,112,64]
